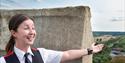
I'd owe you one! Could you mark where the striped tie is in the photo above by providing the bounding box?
[24,53,31,63]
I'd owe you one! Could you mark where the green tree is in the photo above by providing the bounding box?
[93,36,125,63]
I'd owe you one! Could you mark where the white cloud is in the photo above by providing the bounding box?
[36,0,43,2]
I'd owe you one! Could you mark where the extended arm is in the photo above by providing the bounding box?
[61,43,104,62]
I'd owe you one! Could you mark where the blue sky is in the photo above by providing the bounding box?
[0,0,125,32]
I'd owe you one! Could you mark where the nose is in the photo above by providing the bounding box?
[29,29,35,35]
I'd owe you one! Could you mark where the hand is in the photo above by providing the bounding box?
[91,43,104,53]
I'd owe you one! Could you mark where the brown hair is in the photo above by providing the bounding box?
[6,14,33,53]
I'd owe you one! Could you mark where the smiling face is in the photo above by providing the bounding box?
[12,19,36,46]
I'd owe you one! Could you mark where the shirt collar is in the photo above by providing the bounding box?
[14,46,34,60]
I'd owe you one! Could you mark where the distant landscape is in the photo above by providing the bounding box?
[93,31,125,63]
[93,31,125,37]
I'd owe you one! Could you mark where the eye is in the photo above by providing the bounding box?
[24,27,29,30]
[32,27,35,30]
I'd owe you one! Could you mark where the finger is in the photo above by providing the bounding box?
[92,42,96,46]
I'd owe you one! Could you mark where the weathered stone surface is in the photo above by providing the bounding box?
[0,6,93,63]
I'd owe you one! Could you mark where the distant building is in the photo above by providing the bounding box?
[94,35,116,42]
[110,48,125,57]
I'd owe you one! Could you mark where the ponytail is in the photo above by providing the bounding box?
[5,36,15,53]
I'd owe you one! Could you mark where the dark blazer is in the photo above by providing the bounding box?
[4,48,44,63]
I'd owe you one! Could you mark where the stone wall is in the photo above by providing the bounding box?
[0,6,94,63]
[0,15,10,50]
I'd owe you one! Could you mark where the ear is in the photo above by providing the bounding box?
[10,30,17,38]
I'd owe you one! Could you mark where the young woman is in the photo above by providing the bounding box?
[0,14,104,63]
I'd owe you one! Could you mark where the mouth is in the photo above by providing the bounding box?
[26,35,35,41]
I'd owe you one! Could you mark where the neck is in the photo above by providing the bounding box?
[15,42,30,53]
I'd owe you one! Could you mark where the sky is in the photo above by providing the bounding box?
[0,0,125,32]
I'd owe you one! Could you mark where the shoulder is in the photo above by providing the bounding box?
[37,48,63,54]
[0,51,14,63]
[37,48,63,58]
[0,57,6,63]
[4,51,14,58]
[37,48,63,63]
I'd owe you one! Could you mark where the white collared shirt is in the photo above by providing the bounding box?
[14,46,34,63]
[0,46,63,63]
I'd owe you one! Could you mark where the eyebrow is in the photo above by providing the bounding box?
[23,24,35,27]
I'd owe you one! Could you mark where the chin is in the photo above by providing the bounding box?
[27,43,34,46]
[27,41,34,45]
